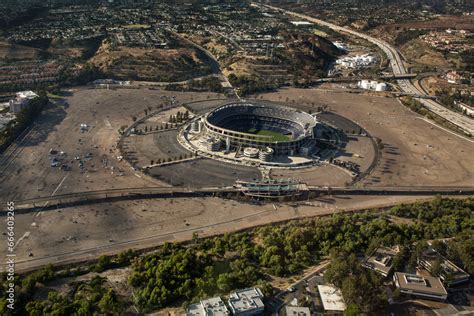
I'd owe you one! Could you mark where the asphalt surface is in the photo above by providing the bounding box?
[147,158,261,187]
[152,130,190,159]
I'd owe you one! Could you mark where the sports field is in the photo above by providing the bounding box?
[246,128,290,141]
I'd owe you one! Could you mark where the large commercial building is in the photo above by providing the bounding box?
[227,288,264,316]
[317,284,346,312]
[393,272,448,301]
[282,306,311,316]
[362,246,399,277]
[9,91,39,114]
[187,297,230,316]
[418,248,470,286]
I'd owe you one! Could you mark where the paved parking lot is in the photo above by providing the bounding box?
[122,130,191,167]
[148,158,261,187]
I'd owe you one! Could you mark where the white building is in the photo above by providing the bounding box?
[336,54,375,69]
[282,306,311,316]
[358,80,387,91]
[187,297,230,316]
[9,91,39,114]
[228,288,264,316]
[317,285,346,312]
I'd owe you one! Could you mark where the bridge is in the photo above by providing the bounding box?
[312,75,417,83]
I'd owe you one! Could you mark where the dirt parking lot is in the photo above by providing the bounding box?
[0,88,220,201]
[271,164,353,187]
[261,88,474,187]
[2,194,446,272]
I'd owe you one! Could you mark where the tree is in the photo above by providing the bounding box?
[431,258,443,277]
[98,289,118,314]
[216,273,233,292]
[343,304,363,316]
[392,288,401,302]
[94,255,111,272]
[344,304,363,316]
[324,253,357,288]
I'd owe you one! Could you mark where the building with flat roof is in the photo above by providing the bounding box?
[187,296,230,316]
[418,248,470,286]
[393,272,448,301]
[281,306,311,316]
[317,285,346,312]
[227,288,264,316]
[362,246,399,277]
[9,91,39,114]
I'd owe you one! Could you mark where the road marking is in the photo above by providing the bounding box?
[52,175,68,196]
[36,176,68,217]
[14,231,30,249]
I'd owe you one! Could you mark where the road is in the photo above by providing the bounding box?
[267,261,330,315]
[254,3,474,136]
[3,186,473,213]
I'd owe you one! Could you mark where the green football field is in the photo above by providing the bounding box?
[246,128,290,141]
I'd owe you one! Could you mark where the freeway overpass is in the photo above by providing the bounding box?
[312,74,417,83]
[2,186,473,214]
[254,3,474,136]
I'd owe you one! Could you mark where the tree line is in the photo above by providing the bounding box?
[1,197,472,315]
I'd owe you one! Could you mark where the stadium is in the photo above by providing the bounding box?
[202,102,317,155]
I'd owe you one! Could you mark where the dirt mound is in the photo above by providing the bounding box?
[90,42,213,82]
[401,39,450,69]
[0,40,41,61]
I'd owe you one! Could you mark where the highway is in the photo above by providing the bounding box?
[255,3,474,136]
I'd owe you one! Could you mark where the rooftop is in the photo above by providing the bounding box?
[187,297,229,316]
[363,246,399,276]
[317,284,346,312]
[16,90,39,100]
[394,272,447,296]
[419,248,470,284]
[283,306,311,316]
[228,288,264,314]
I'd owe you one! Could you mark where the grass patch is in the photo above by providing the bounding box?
[47,93,63,100]
[246,128,290,141]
